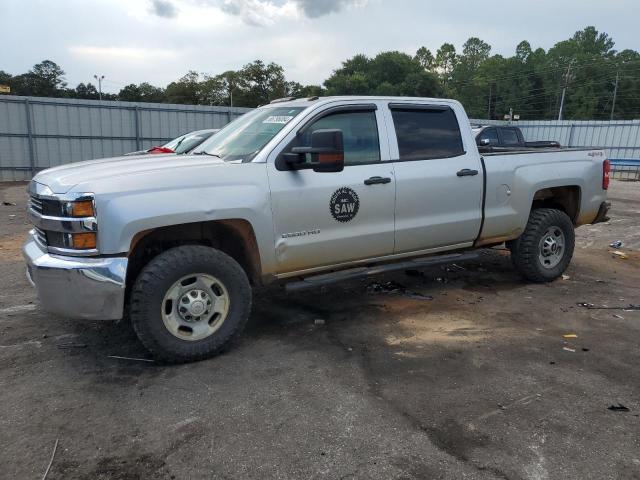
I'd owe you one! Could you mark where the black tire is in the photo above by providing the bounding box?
[509,208,575,283]
[129,245,252,363]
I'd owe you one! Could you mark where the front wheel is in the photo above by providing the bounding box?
[509,208,575,283]
[129,245,252,363]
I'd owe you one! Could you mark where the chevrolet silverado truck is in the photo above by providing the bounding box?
[24,96,611,363]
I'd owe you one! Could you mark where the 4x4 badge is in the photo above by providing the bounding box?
[330,187,359,222]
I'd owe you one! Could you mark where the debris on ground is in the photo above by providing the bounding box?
[613,314,624,319]
[577,303,640,311]
[107,355,154,363]
[607,404,630,412]
[610,250,628,259]
[8,214,15,218]
[563,334,578,339]
[609,240,623,248]
[314,318,325,326]
[562,274,570,280]
[366,281,433,300]
[563,346,576,353]
[2,201,16,206]
[41,437,59,480]
[56,343,88,349]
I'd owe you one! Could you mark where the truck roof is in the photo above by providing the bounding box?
[262,95,462,109]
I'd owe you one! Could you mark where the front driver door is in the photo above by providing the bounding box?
[267,103,396,275]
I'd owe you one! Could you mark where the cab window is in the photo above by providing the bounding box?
[500,128,520,146]
[390,106,464,161]
[478,128,498,145]
[300,110,381,165]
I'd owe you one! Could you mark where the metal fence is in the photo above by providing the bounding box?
[471,118,640,181]
[0,95,251,182]
[2,96,640,182]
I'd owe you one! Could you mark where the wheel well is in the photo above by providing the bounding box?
[532,186,581,223]
[126,220,262,290]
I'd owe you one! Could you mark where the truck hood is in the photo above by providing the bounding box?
[34,153,227,193]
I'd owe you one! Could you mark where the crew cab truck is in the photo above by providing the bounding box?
[24,96,611,363]
[473,124,561,153]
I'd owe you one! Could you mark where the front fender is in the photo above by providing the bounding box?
[80,163,278,275]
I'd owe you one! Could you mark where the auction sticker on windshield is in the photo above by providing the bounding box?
[263,116,294,124]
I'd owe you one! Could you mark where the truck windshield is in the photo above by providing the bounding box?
[192,106,305,162]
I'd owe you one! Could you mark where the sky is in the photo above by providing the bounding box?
[1,0,639,93]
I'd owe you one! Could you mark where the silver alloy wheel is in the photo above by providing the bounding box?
[161,273,230,341]
[538,226,565,269]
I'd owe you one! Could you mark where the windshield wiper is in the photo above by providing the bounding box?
[192,151,221,158]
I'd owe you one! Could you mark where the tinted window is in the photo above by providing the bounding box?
[478,128,498,145]
[391,107,464,160]
[301,110,380,165]
[500,128,520,146]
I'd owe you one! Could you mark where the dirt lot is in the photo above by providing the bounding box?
[1,180,639,480]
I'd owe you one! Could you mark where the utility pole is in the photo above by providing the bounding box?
[611,70,619,120]
[557,60,574,121]
[487,84,492,120]
[93,75,105,100]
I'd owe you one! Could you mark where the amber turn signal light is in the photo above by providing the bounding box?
[70,200,95,217]
[70,232,97,249]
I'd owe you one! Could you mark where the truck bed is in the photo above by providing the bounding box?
[478,148,607,246]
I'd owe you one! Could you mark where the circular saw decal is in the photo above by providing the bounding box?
[330,187,360,222]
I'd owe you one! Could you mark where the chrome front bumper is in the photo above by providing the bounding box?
[23,232,128,320]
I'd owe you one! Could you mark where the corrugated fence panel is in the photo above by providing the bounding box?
[470,118,640,163]
[0,95,251,181]
[3,99,640,182]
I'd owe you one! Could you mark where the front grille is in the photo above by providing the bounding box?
[28,189,97,254]
[29,195,43,214]
[33,226,47,247]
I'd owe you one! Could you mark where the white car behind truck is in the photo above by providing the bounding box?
[24,96,611,363]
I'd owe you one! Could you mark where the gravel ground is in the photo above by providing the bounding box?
[0,180,639,480]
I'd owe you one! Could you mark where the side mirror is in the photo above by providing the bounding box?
[478,138,491,146]
[289,129,344,173]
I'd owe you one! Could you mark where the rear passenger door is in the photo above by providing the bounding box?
[387,103,483,254]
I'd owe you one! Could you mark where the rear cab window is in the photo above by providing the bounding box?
[388,104,465,160]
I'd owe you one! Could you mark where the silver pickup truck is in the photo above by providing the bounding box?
[24,96,611,362]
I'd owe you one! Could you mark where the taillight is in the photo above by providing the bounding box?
[603,159,610,190]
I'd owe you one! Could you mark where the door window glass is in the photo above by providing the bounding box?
[301,111,380,165]
[500,128,520,146]
[391,107,464,160]
[478,128,498,145]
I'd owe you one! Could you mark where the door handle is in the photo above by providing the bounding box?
[364,176,392,185]
[456,169,479,177]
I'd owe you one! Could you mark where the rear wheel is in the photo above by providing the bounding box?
[129,245,251,363]
[509,208,575,282]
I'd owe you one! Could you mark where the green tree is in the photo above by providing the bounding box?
[164,71,201,104]
[73,82,99,99]
[324,51,440,97]
[415,47,435,71]
[435,43,457,88]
